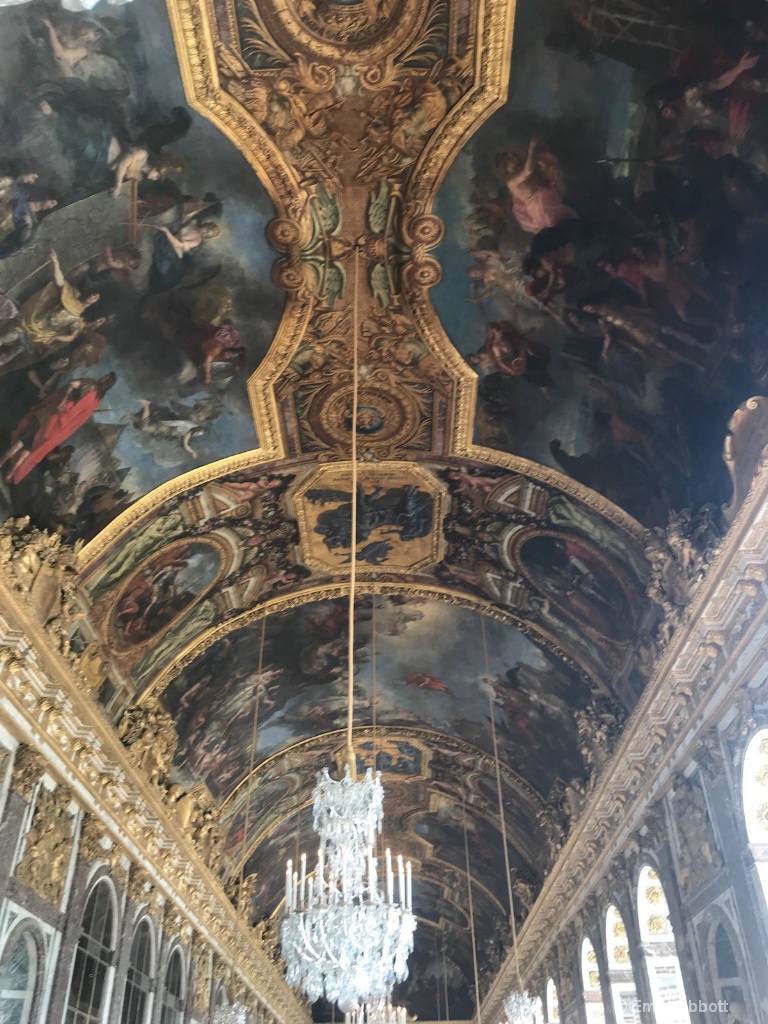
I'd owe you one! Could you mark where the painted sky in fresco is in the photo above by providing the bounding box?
[164,596,590,802]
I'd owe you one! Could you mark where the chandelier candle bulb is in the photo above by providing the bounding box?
[406,861,412,910]
[293,870,299,911]
[286,860,293,908]
[397,855,405,906]
[369,848,376,897]
[386,849,394,903]
[300,853,307,906]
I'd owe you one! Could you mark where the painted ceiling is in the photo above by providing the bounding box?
[0,0,764,1015]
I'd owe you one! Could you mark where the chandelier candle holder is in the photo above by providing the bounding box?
[281,764,415,1011]
[345,998,408,1024]
[503,991,538,1024]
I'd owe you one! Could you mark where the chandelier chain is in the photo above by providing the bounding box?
[347,244,361,771]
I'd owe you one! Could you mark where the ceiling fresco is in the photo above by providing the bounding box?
[78,456,649,703]
[161,596,590,803]
[1,0,764,1017]
[0,0,282,543]
[432,0,768,528]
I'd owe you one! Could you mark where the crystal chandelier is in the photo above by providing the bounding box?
[213,1004,249,1024]
[503,991,537,1024]
[346,997,408,1024]
[281,246,416,1012]
[281,765,415,1009]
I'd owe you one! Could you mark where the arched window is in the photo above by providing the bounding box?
[581,938,606,1024]
[0,930,38,1024]
[160,949,185,1024]
[636,866,690,1024]
[710,922,748,1023]
[120,919,154,1024]
[605,905,639,1024]
[66,880,116,1024]
[533,995,545,1024]
[741,728,768,904]
[545,978,559,1023]
[214,983,229,1008]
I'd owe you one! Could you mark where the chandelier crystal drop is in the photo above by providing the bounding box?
[345,998,408,1024]
[503,991,538,1024]
[281,765,415,1011]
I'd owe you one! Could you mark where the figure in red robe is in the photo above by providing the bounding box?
[404,671,454,695]
[0,372,116,484]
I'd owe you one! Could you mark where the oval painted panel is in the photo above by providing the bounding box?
[519,532,635,641]
[110,541,221,647]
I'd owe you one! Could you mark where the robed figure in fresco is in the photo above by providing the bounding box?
[0,371,116,484]
[0,251,101,370]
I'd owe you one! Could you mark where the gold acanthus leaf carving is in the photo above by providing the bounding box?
[117,701,178,788]
[10,744,48,802]
[15,784,75,906]
[193,934,212,1010]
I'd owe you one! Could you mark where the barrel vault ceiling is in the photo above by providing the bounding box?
[0,0,762,1015]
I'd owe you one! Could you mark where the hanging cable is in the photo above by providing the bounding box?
[435,933,442,1022]
[239,613,267,911]
[463,794,482,1024]
[346,244,361,774]
[441,932,450,1023]
[481,614,524,993]
[371,596,378,770]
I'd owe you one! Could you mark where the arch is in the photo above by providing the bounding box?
[214,982,230,1008]
[65,878,118,1024]
[0,926,41,1024]
[636,865,690,1024]
[706,916,750,1024]
[605,905,639,1023]
[545,978,560,1023]
[533,994,545,1024]
[580,937,606,1024]
[120,917,155,1024]
[741,728,768,905]
[160,947,186,1024]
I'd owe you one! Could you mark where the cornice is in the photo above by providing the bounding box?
[481,459,768,1022]
[0,581,308,1024]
